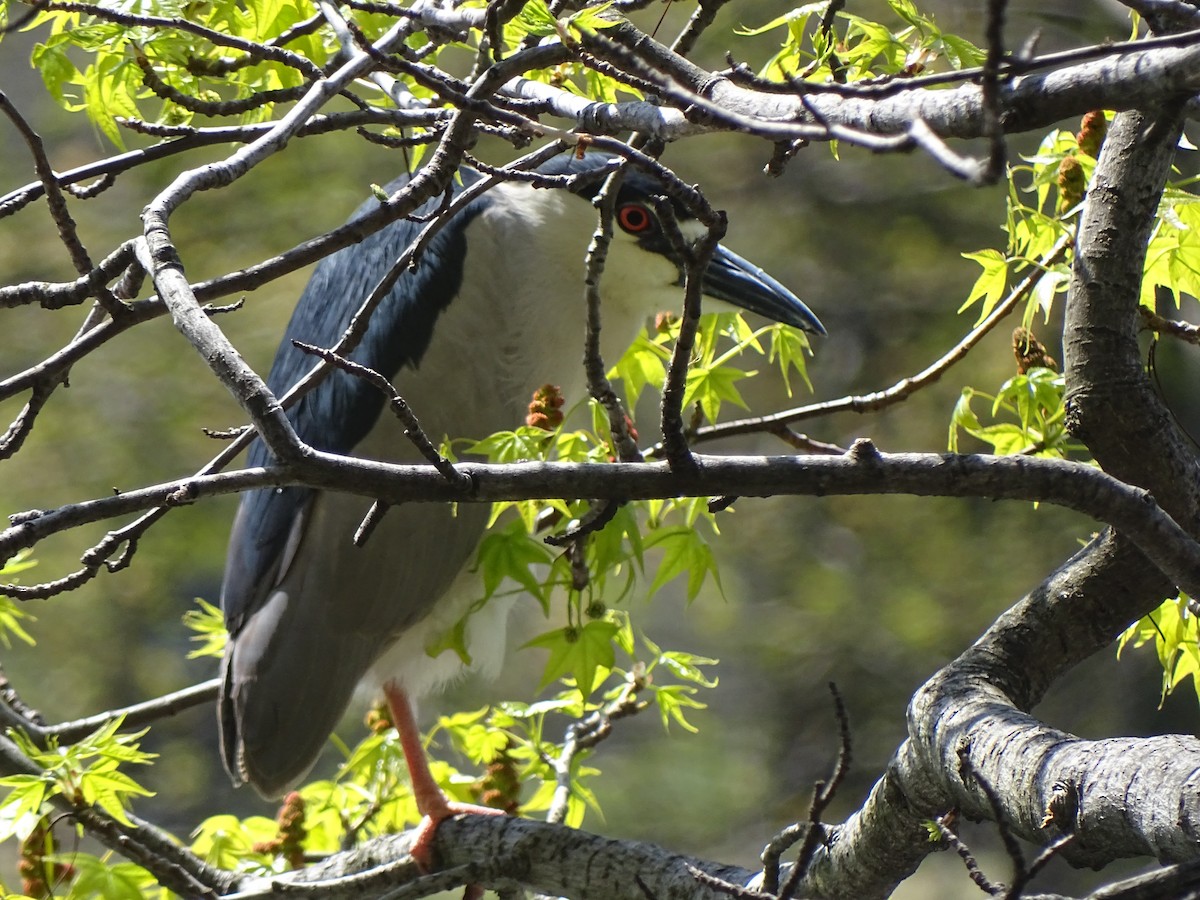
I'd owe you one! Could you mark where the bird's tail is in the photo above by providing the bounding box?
[219,587,383,798]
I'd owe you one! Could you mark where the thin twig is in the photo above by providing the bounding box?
[134,53,313,116]
[1005,832,1074,899]
[658,198,723,472]
[777,683,852,900]
[1,0,48,34]
[1141,306,1200,343]
[581,160,642,463]
[760,823,805,896]
[0,92,123,317]
[977,0,1009,185]
[670,0,731,59]
[543,500,621,546]
[42,0,321,78]
[39,679,221,745]
[290,341,470,488]
[935,814,1002,895]
[685,865,774,899]
[957,740,1025,878]
[0,110,447,216]
[0,381,55,461]
[546,675,645,825]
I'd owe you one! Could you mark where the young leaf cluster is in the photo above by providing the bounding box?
[949,367,1082,458]
[453,312,809,699]
[1119,595,1200,708]
[959,128,1084,328]
[188,621,719,861]
[27,0,337,147]
[19,0,640,155]
[960,118,1200,331]
[616,312,813,415]
[739,0,984,85]
[949,124,1097,458]
[0,718,156,844]
[0,551,37,649]
[182,598,229,659]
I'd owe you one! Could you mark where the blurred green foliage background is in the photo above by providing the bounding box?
[2,1,1197,896]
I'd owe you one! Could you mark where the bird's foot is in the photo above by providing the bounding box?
[409,799,506,873]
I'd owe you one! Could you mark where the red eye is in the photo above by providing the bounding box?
[617,203,653,234]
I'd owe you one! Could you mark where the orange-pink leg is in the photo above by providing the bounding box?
[384,681,504,873]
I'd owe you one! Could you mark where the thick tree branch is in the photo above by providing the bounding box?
[229,814,758,899]
[566,24,1200,143]
[4,446,1200,598]
[1064,108,1200,518]
[9,7,1200,898]
[786,106,1200,898]
[227,801,1200,900]
[788,535,1200,897]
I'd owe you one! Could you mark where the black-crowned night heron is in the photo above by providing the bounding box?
[219,151,824,859]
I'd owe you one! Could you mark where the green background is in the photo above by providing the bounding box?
[1,2,1194,895]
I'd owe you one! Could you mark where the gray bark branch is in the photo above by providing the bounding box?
[4,446,1199,598]
[778,107,1200,898]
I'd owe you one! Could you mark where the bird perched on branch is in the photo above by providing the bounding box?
[218,151,824,858]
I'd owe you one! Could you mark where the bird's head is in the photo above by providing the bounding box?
[527,152,826,337]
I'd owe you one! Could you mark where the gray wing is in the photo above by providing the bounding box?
[220,493,489,796]
[221,171,486,635]
[219,170,490,796]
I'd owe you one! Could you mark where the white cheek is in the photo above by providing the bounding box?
[480,182,692,349]
[602,233,684,314]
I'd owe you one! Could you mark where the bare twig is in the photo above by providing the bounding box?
[134,53,313,116]
[290,341,469,488]
[39,679,221,745]
[582,161,643,464]
[1005,832,1074,899]
[0,381,55,461]
[1141,306,1200,343]
[777,683,851,899]
[546,674,646,825]
[1,0,48,34]
[0,110,446,216]
[0,92,123,317]
[543,500,622,546]
[6,447,1200,598]
[670,0,731,59]
[686,865,775,899]
[934,814,1002,895]
[657,198,723,472]
[906,118,988,182]
[957,740,1025,879]
[978,0,1009,185]
[766,426,845,456]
